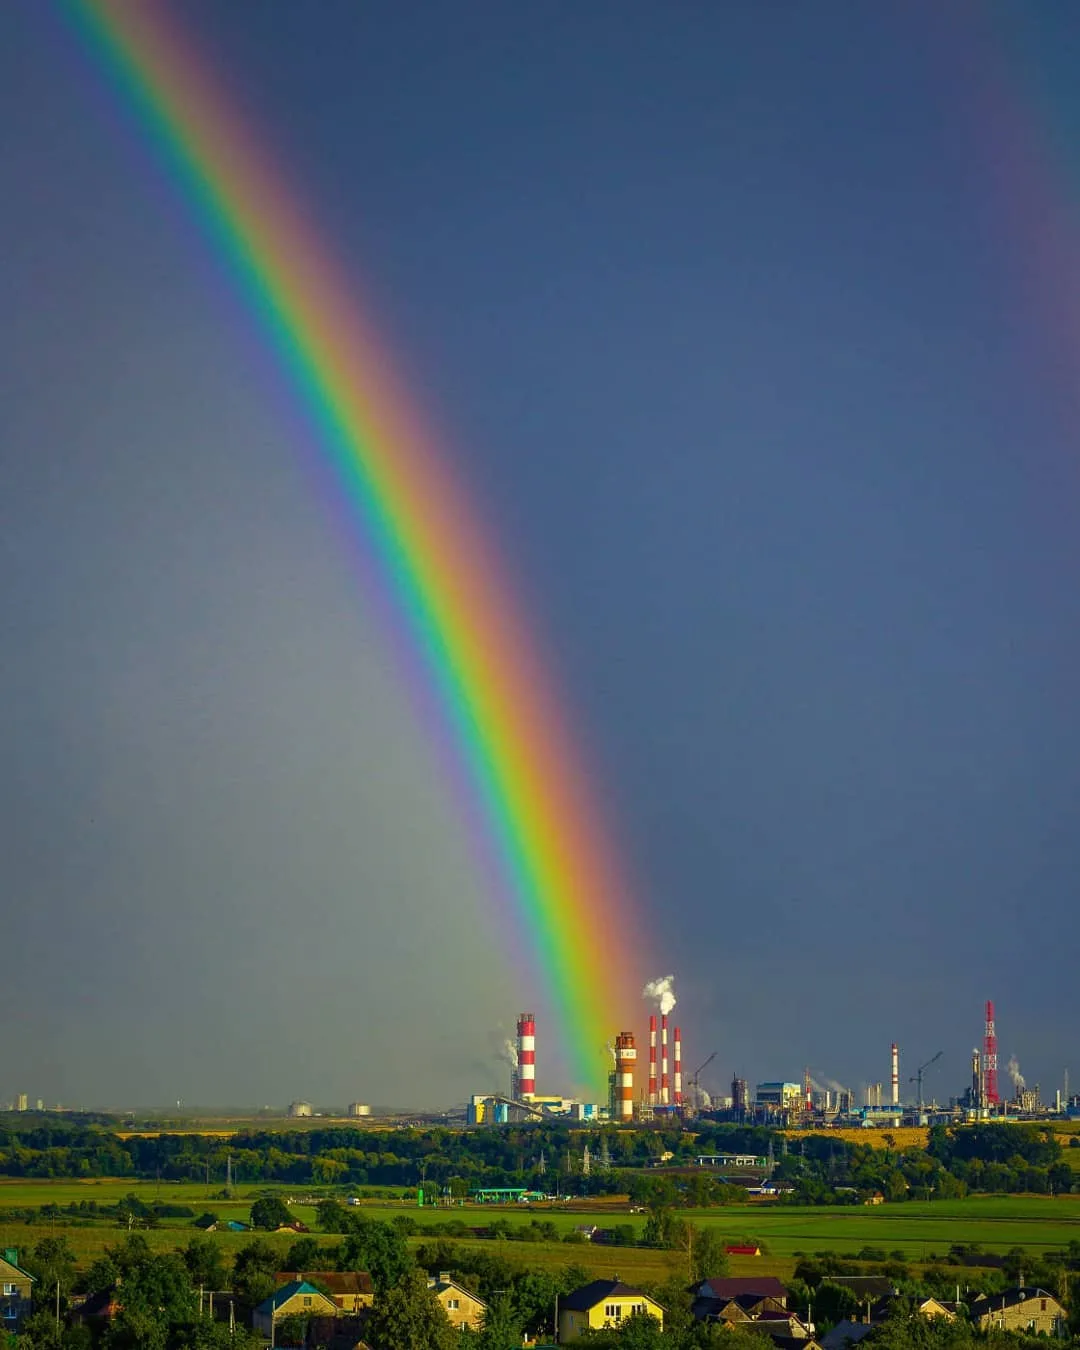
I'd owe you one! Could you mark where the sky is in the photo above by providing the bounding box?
[2,2,1079,1112]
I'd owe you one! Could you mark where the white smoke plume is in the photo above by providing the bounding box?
[1008,1056,1025,1091]
[642,974,677,1016]
[821,1076,851,1098]
[503,1039,519,1069]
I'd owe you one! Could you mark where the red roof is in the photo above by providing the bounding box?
[726,1245,762,1255]
[275,1271,374,1297]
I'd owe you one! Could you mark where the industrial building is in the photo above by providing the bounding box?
[755,1082,803,1114]
[463,993,1063,1130]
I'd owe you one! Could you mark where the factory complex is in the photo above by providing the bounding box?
[466,998,1078,1131]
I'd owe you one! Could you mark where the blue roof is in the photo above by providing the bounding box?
[255,1281,329,1315]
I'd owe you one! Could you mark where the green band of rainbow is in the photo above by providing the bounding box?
[67,1,640,1091]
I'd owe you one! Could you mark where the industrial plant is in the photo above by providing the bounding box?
[464,993,1077,1131]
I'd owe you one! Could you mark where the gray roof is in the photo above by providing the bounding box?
[969,1287,1060,1318]
[561,1280,657,1313]
[820,1319,878,1350]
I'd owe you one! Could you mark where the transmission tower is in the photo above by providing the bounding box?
[983,1000,999,1107]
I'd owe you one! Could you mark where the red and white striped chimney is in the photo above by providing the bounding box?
[673,1026,683,1106]
[517,1013,536,1100]
[648,1015,658,1106]
[890,1042,899,1107]
[660,1014,670,1105]
[616,1032,636,1121]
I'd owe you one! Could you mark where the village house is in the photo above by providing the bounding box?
[969,1287,1066,1336]
[870,1294,957,1323]
[0,1250,34,1334]
[558,1279,664,1342]
[427,1272,487,1333]
[252,1280,338,1339]
[275,1271,374,1313]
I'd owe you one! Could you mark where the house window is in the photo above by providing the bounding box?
[447,1299,459,1311]
[605,1304,622,1320]
[1041,1301,1047,1311]
[2,1287,15,1297]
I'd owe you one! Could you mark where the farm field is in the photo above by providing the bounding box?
[786,1126,930,1151]
[3,1181,1080,1278]
[357,1194,1080,1259]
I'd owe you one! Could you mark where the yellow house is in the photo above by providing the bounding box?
[428,1273,487,1332]
[0,1249,34,1334]
[275,1271,374,1313]
[558,1279,664,1342]
[970,1288,1066,1336]
[252,1281,338,1338]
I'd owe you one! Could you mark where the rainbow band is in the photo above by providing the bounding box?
[66,1,638,1090]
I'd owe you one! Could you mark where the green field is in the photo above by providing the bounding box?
[3,1182,1079,1282]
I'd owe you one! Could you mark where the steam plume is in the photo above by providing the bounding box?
[1007,1056,1025,1091]
[642,974,677,1016]
[503,1039,519,1068]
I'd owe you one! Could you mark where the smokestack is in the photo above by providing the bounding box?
[517,1013,536,1100]
[673,1026,683,1106]
[891,1043,899,1107]
[972,1048,981,1110]
[615,1032,636,1121]
[648,1015,658,1106]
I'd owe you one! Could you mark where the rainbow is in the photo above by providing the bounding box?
[66,1,641,1091]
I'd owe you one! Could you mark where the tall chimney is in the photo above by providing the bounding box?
[517,1013,536,1100]
[673,1026,683,1106]
[615,1032,636,1121]
[890,1043,899,1107]
[660,1014,669,1105]
[648,1015,658,1106]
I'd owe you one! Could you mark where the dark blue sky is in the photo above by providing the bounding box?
[2,2,1078,1109]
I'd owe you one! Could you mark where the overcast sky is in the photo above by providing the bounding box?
[3,2,1078,1112]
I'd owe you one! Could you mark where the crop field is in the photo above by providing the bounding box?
[785,1127,930,1151]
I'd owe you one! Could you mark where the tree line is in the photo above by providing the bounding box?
[0,1117,1072,1204]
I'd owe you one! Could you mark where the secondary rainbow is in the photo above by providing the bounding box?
[67,0,640,1089]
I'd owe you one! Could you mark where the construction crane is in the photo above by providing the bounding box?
[686,1052,717,1112]
[909,1051,943,1114]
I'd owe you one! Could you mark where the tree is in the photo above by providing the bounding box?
[687,1225,730,1283]
[367,1267,459,1350]
[172,1324,262,1350]
[102,1252,198,1350]
[230,1238,281,1308]
[84,1253,121,1296]
[249,1195,294,1231]
[24,1236,78,1311]
[340,1220,411,1294]
[565,1312,665,1348]
[315,1199,348,1232]
[181,1236,227,1294]
[274,1312,309,1347]
[476,1291,524,1350]
[811,1280,860,1329]
[283,1236,324,1272]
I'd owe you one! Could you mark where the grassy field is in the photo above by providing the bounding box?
[3,1182,1080,1280]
